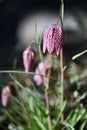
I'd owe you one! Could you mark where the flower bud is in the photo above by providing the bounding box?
[23,46,35,72]
[1,86,11,107]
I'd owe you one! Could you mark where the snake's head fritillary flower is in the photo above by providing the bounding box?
[23,46,35,72]
[33,59,52,86]
[1,86,11,107]
[43,24,64,56]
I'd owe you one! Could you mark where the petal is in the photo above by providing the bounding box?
[55,45,60,56]
[46,26,55,53]
[23,52,29,72]
[34,68,43,86]
[38,62,45,75]
[43,31,47,53]
[54,26,64,55]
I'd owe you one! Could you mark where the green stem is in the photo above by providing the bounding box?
[45,87,52,130]
[60,0,64,123]
[60,48,64,122]
[38,40,44,62]
[0,70,56,80]
[35,21,43,62]
[45,69,52,130]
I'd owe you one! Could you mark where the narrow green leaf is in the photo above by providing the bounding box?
[63,50,87,71]
[65,110,73,122]
[79,120,86,130]
[63,122,75,130]
[71,107,79,126]
[53,100,67,128]
[73,109,86,126]
[72,50,87,60]
[33,116,47,130]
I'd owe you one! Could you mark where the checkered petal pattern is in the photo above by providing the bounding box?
[43,24,64,56]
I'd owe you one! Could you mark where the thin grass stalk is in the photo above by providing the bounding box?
[35,21,43,62]
[60,48,64,122]
[0,70,56,81]
[60,0,64,123]
[44,69,52,130]
[44,87,52,130]
[44,64,52,130]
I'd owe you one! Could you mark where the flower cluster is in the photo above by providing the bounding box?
[22,22,64,86]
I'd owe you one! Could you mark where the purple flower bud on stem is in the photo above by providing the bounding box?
[23,46,35,72]
[1,86,11,107]
[43,24,64,56]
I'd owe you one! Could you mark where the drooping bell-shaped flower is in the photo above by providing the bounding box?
[1,86,11,107]
[43,24,64,56]
[23,46,35,72]
[1,82,17,107]
[33,59,52,86]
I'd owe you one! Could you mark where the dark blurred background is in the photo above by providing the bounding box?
[0,0,87,69]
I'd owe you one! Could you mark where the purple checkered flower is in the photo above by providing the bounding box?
[43,24,64,56]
